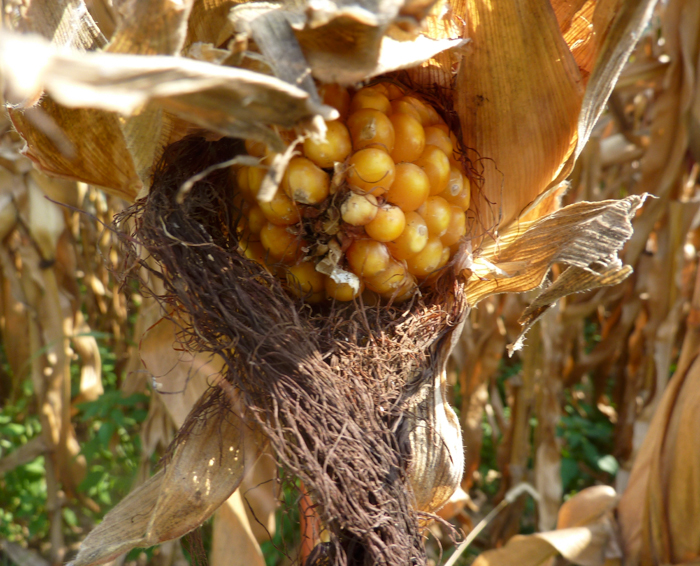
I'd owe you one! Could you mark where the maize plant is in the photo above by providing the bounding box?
[0,0,660,565]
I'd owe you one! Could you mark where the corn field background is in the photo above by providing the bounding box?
[1,1,700,566]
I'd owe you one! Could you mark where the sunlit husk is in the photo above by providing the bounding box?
[0,0,660,563]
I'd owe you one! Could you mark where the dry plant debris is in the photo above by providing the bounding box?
[1,0,684,566]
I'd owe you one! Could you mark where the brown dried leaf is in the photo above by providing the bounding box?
[7,0,143,201]
[8,101,143,202]
[211,491,266,566]
[229,0,456,85]
[472,486,619,566]
[186,0,239,46]
[406,326,465,513]
[69,386,264,566]
[463,196,646,351]
[457,0,583,231]
[106,0,194,56]
[139,315,277,556]
[0,33,331,153]
[618,329,700,565]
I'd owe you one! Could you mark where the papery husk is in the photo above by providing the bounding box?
[617,259,700,566]
[471,486,621,566]
[6,0,143,201]
[462,195,646,352]
[70,383,264,566]
[227,0,454,85]
[457,0,583,232]
[1,0,660,564]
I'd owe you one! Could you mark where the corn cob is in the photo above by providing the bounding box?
[234,82,471,303]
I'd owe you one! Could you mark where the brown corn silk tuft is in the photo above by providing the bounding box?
[118,135,467,566]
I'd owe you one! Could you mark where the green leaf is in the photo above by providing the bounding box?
[596,454,619,475]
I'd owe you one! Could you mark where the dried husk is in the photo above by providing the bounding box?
[0,0,659,564]
[471,486,621,566]
[72,384,264,566]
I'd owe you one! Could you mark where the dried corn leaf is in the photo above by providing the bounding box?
[7,0,143,201]
[521,0,658,219]
[457,0,583,231]
[106,0,194,56]
[230,1,462,86]
[8,101,143,201]
[70,385,264,566]
[16,0,107,51]
[139,315,277,558]
[404,313,468,514]
[0,33,331,154]
[575,0,659,159]
[211,491,266,566]
[103,0,198,185]
[618,322,700,565]
[472,486,619,566]
[464,195,645,351]
[186,0,238,46]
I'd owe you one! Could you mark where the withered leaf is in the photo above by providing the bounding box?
[69,386,264,566]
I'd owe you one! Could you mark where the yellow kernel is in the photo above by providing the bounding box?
[247,166,267,199]
[325,276,362,301]
[390,99,422,123]
[414,145,450,195]
[386,278,417,302]
[389,114,425,163]
[397,96,431,125]
[346,239,390,277]
[369,83,390,97]
[440,167,471,210]
[247,205,267,235]
[365,259,409,294]
[240,240,267,265]
[423,104,443,126]
[386,211,428,260]
[424,127,453,158]
[282,157,330,205]
[319,84,350,121]
[286,262,325,303]
[438,246,451,268]
[364,204,406,243]
[346,148,396,196]
[440,205,467,247]
[382,82,405,100]
[260,223,304,264]
[384,162,430,212]
[349,87,391,114]
[259,191,301,225]
[406,237,444,278]
[341,192,378,226]
[432,123,450,134]
[417,196,451,237]
[347,109,395,153]
[303,121,352,168]
[235,166,254,202]
[245,139,267,157]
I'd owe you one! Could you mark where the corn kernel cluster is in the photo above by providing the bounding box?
[233,82,471,303]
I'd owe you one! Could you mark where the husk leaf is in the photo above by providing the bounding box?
[471,486,620,566]
[463,195,646,352]
[0,32,332,154]
[521,0,658,220]
[69,384,264,566]
[457,0,583,232]
[405,321,465,512]
[6,0,143,201]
